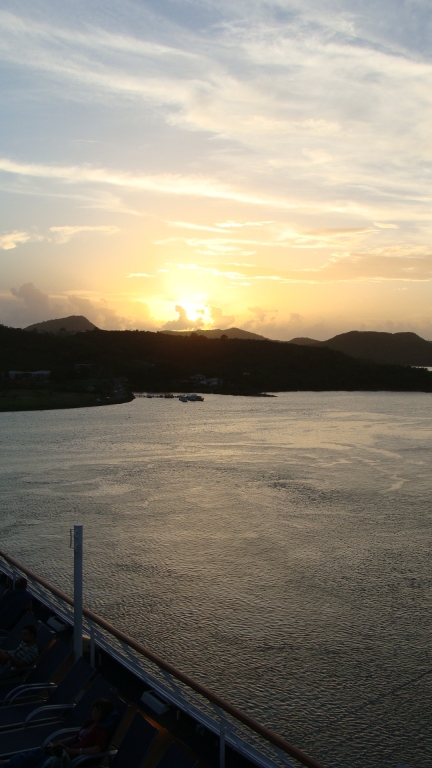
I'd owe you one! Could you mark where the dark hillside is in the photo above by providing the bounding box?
[321,331,432,366]
[288,337,320,346]
[1,325,431,393]
[160,327,266,340]
[289,331,432,366]
[25,315,98,333]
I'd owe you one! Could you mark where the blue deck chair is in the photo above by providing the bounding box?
[0,591,33,631]
[0,676,112,758]
[0,657,94,731]
[155,742,198,768]
[108,711,158,768]
[0,614,38,650]
[0,638,70,703]
[70,710,158,768]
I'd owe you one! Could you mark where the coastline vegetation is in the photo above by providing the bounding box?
[0,388,109,412]
[0,324,431,413]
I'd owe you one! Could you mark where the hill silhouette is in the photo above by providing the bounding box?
[160,327,266,340]
[289,331,432,367]
[1,325,431,393]
[25,315,98,333]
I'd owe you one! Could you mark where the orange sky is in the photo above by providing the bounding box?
[1,1,431,340]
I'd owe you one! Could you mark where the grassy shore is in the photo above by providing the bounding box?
[0,390,133,412]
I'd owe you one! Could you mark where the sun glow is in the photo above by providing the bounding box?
[178,300,212,325]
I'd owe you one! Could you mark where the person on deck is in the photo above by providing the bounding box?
[0,699,115,767]
[0,625,38,677]
[0,579,33,631]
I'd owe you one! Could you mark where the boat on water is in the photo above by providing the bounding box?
[179,395,189,402]
[0,530,325,768]
[187,394,204,402]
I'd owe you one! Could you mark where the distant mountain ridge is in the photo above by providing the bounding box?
[289,331,432,367]
[21,317,432,366]
[160,327,267,340]
[25,315,98,333]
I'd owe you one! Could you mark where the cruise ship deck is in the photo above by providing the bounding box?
[0,529,325,768]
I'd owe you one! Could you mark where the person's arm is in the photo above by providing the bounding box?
[9,645,38,668]
[65,746,102,757]
[0,650,24,667]
[54,735,81,747]
[8,654,26,668]
[65,726,109,757]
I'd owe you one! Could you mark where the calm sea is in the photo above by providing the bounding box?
[1,392,431,768]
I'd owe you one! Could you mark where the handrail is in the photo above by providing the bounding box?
[0,548,327,768]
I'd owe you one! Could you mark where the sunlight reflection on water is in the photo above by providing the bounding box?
[1,392,432,768]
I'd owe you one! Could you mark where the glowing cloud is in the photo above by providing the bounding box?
[49,225,120,243]
[0,231,40,250]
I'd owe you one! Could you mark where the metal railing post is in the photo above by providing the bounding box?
[90,624,95,668]
[73,525,83,660]
[220,719,226,768]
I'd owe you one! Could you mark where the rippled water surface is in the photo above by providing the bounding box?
[1,392,432,768]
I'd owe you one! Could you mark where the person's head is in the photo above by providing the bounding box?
[15,578,28,591]
[22,625,37,645]
[91,699,114,723]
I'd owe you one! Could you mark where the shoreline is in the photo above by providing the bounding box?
[0,392,135,413]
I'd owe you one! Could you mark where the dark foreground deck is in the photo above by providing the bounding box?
[0,549,326,768]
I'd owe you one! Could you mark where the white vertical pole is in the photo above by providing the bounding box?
[73,524,83,660]
[219,720,226,768]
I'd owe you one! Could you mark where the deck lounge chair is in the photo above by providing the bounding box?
[0,638,70,703]
[155,742,198,768]
[0,657,94,731]
[70,710,158,768]
[0,676,112,758]
[107,711,158,768]
[0,613,38,650]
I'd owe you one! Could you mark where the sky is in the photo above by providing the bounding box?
[0,0,431,340]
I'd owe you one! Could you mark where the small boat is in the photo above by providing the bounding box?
[179,395,188,402]
[187,393,204,401]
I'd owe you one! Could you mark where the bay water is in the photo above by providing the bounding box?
[1,392,431,768]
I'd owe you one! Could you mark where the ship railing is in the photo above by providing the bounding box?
[0,550,326,768]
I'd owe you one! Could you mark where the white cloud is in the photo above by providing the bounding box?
[0,225,120,250]
[168,221,229,233]
[1,2,432,337]
[215,220,274,228]
[373,222,399,229]
[49,225,120,243]
[127,273,155,278]
[1,280,158,330]
[0,157,299,209]
[171,252,432,284]
[0,231,35,250]
[209,306,235,327]
[10,282,51,317]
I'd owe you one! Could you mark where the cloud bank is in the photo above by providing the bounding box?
[1,1,432,338]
